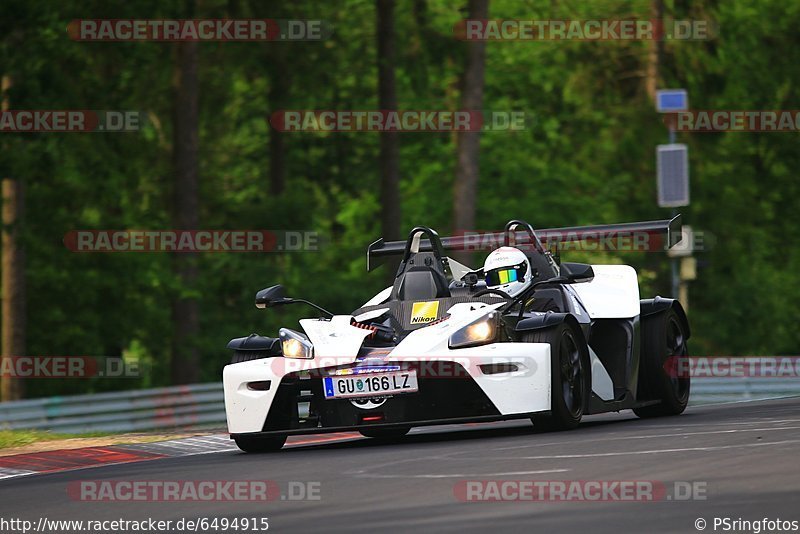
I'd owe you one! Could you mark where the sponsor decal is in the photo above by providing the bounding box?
[350,397,389,409]
[410,301,440,324]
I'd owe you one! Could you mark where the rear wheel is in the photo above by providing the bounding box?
[633,307,690,418]
[233,434,286,453]
[526,322,587,431]
[358,427,410,440]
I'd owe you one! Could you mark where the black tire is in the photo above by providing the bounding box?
[633,307,690,418]
[527,322,588,431]
[358,427,410,440]
[230,350,275,364]
[233,434,287,453]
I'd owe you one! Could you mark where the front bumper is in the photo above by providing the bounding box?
[223,342,551,435]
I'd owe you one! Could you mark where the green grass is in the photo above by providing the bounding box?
[0,429,111,449]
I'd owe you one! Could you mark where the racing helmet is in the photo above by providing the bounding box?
[483,246,532,298]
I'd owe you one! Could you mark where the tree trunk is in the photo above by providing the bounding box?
[645,0,664,100]
[1,75,25,401]
[453,0,488,265]
[377,0,401,244]
[171,40,201,385]
[268,71,287,195]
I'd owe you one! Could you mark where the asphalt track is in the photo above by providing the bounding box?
[1,397,799,533]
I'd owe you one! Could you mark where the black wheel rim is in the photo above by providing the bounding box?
[559,329,584,417]
[666,316,690,402]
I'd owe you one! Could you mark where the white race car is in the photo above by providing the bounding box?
[223,218,690,452]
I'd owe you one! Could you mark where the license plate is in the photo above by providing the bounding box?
[323,371,418,399]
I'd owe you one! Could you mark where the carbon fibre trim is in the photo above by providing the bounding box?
[238,412,543,438]
[351,294,505,334]
[367,216,682,270]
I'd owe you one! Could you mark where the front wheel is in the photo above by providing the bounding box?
[526,322,588,431]
[633,307,690,418]
[233,434,287,453]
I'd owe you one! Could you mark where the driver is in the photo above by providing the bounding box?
[483,246,533,298]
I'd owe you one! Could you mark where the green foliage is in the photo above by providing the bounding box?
[1,0,798,398]
[0,429,108,449]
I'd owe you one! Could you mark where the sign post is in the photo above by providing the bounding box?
[655,89,690,300]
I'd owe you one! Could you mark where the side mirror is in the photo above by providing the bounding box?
[560,262,594,283]
[255,284,291,309]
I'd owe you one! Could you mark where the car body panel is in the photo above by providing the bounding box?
[567,264,640,319]
[224,302,551,434]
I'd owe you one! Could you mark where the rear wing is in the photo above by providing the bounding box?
[367,214,683,271]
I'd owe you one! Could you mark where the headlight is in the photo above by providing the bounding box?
[279,328,314,359]
[448,313,498,349]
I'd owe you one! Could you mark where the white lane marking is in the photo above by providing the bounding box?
[354,468,570,479]
[177,439,237,450]
[138,441,199,450]
[180,436,231,447]
[494,425,800,451]
[514,439,800,460]
[117,435,239,457]
[123,437,236,455]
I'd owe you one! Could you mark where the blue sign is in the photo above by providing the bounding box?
[656,89,688,113]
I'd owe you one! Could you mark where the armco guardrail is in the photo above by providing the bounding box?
[0,378,796,433]
[0,383,225,434]
[689,377,799,405]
